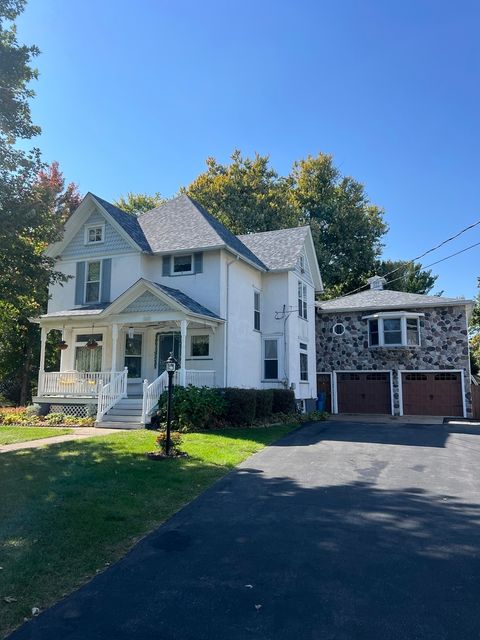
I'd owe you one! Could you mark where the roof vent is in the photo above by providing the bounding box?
[367,275,387,291]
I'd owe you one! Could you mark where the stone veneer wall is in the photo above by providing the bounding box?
[315,305,471,416]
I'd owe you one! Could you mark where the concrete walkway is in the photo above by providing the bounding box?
[0,427,125,453]
[9,419,480,639]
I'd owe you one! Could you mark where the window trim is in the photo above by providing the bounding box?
[84,224,105,245]
[298,280,308,320]
[190,334,210,358]
[124,331,144,380]
[363,312,422,348]
[254,290,261,332]
[299,343,308,382]
[84,259,102,304]
[171,253,194,275]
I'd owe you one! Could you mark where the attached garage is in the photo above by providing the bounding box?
[336,371,392,414]
[401,371,464,417]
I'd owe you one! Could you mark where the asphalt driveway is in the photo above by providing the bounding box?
[9,421,480,640]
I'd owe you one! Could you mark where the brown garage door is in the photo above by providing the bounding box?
[402,372,463,416]
[337,372,391,414]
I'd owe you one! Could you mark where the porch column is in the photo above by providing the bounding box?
[111,324,119,372]
[180,319,188,386]
[60,326,72,371]
[38,326,48,395]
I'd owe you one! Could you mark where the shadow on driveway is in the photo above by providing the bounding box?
[9,421,480,640]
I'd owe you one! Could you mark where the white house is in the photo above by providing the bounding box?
[32,193,323,426]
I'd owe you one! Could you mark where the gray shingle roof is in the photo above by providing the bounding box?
[40,304,107,319]
[138,195,267,269]
[318,289,471,312]
[151,282,221,319]
[237,226,310,270]
[91,194,152,253]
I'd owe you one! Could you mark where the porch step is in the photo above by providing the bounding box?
[102,414,143,423]
[107,407,143,416]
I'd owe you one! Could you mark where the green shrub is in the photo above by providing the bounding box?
[43,412,65,425]
[158,385,227,431]
[272,389,296,414]
[156,430,182,454]
[254,389,274,420]
[221,388,257,426]
[299,410,328,423]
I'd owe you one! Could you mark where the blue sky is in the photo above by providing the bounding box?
[17,0,480,298]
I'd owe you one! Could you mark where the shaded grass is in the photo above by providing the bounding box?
[0,427,73,445]
[0,424,296,637]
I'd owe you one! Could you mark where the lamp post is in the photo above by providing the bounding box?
[165,352,177,456]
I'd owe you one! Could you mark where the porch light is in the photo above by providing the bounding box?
[128,326,134,340]
[165,352,178,457]
[166,353,177,373]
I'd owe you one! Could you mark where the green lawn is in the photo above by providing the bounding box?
[0,426,73,445]
[0,425,296,637]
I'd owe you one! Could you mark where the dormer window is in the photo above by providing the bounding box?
[85,224,104,244]
[364,312,421,347]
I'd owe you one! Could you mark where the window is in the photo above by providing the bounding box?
[264,339,278,380]
[300,344,308,382]
[406,318,420,345]
[85,225,104,244]
[172,254,193,274]
[124,334,142,378]
[191,335,209,357]
[299,255,305,273]
[74,334,103,372]
[254,291,261,331]
[383,318,402,345]
[333,323,345,336]
[85,261,101,303]
[298,281,307,320]
[367,315,421,347]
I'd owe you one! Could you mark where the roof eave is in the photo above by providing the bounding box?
[316,299,475,313]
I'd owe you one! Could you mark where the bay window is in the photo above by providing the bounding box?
[365,313,421,347]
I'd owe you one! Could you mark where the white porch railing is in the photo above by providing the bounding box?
[184,370,216,388]
[96,368,128,423]
[41,371,120,397]
[142,370,169,424]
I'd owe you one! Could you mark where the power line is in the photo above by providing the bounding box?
[339,217,480,297]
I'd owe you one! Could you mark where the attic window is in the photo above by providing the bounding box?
[85,225,104,244]
[299,255,305,273]
[172,254,193,274]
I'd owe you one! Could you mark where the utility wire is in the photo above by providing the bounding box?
[339,217,480,298]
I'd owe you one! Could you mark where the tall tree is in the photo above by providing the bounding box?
[0,2,74,403]
[374,259,438,295]
[290,153,387,296]
[114,191,166,215]
[184,150,299,234]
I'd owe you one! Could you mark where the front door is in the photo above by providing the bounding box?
[157,333,181,374]
[124,333,143,379]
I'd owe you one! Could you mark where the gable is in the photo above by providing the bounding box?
[294,249,313,286]
[62,209,133,259]
[120,291,174,314]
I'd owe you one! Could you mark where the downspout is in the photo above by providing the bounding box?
[224,254,240,387]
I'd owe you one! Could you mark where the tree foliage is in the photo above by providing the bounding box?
[114,191,166,215]
[184,150,298,234]
[374,259,438,295]
[0,2,80,403]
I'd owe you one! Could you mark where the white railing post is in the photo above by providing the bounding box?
[96,379,104,422]
[123,367,128,397]
[141,379,148,425]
